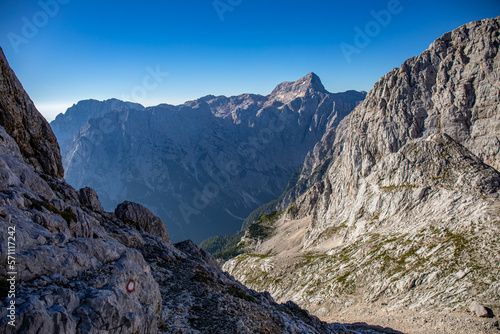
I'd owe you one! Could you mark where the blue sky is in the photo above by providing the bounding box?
[1,0,499,121]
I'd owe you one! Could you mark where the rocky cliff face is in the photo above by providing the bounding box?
[50,74,365,242]
[0,49,64,179]
[224,17,500,333]
[0,48,392,333]
[278,16,500,212]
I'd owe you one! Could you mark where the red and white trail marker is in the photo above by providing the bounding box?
[126,279,136,293]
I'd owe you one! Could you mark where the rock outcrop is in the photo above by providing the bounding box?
[224,17,500,333]
[115,200,171,243]
[0,48,63,179]
[0,47,392,333]
[277,16,500,213]
[50,75,366,242]
[78,187,104,213]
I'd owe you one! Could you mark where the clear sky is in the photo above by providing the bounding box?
[1,0,499,121]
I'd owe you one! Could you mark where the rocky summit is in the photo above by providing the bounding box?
[50,73,366,243]
[0,47,395,333]
[223,17,500,334]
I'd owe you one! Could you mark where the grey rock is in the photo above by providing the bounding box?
[0,48,63,178]
[36,235,47,245]
[115,200,171,243]
[175,239,221,270]
[225,16,500,328]
[456,269,471,280]
[269,72,327,103]
[0,126,55,201]
[79,187,104,213]
[54,233,70,245]
[469,302,489,317]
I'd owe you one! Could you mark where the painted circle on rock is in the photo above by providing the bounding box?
[126,279,136,293]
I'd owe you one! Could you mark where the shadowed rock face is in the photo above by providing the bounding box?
[0,47,393,333]
[224,17,500,331]
[0,48,64,179]
[50,73,366,243]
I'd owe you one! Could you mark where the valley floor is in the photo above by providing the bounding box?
[326,305,499,334]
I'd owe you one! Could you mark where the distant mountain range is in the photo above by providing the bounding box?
[50,73,366,242]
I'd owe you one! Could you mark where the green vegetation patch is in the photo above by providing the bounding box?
[247,210,284,240]
[201,207,284,260]
[241,199,279,231]
[431,169,451,182]
[24,195,77,224]
[336,272,350,283]
[380,184,417,191]
[316,222,348,240]
[199,233,245,260]
[443,230,470,258]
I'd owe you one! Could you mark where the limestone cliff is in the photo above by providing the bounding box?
[224,17,500,334]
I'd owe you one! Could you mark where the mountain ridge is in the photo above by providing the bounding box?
[51,73,366,242]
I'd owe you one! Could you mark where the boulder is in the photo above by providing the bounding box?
[79,187,104,213]
[175,240,220,270]
[115,201,171,243]
[469,301,489,318]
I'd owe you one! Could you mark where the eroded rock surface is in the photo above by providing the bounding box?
[0,49,63,179]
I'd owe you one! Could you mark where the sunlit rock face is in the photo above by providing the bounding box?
[224,17,500,329]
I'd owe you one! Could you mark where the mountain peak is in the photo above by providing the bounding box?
[270,72,327,102]
[301,72,326,91]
